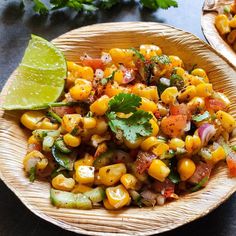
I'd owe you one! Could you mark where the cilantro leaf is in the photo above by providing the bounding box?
[108,110,152,143]
[99,0,119,9]
[33,0,49,14]
[130,48,145,62]
[29,167,36,182]
[140,0,178,10]
[108,93,141,114]
[155,0,178,9]
[152,55,170,64]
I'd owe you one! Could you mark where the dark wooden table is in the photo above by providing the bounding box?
[1,0,236,235]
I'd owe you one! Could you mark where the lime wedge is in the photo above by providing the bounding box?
[2,35,66,110]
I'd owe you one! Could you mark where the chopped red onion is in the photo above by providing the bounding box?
[141,190,157,207]
[95,69,104,79]
[184,121,191,132]
[101,53,112,64]
[198,124,216,146]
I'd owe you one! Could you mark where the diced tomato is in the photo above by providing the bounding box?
[27,143,41,152]
[135,151,156,174]
[170,103,191,119]
[160,115,187,138]
[82,58,104,70]
[188,162,212,185]
[154,110,161,119]
[226,152,236,176]
[52,106,75,117]
[205,98,226,112]
[152,179,175,198]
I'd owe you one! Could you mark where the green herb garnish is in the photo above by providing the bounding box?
[170,74,184,91]
[130,48,145,62]
[29,167,36,182]
[190,177,209,192]
[152,55,170,64]
[106,93,152,143]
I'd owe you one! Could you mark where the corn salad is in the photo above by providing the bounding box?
[22,44,236,210]
[215,1,236,51]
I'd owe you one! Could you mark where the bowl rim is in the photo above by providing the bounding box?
[1,21,236,236]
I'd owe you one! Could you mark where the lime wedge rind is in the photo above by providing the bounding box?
[2,35,67,110]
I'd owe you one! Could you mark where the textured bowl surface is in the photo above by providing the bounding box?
[201,0,236,68]
[1,22,236,236]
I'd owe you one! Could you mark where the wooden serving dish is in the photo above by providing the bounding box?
[1,22,236,236]
[201,0,236,68]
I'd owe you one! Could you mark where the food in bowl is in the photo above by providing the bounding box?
[215,0,236,51]
[7,37,236,210]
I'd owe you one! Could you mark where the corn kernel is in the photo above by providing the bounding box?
[216,110,236,132]
[21,111,45,130]
[83,117,97,129]
[151,143,169,157]
[75,165,95,184]
[169,55,183,67]
[120,173,138,190]
[178,85,197,102]
[23,150,47,172]
[90,95,110,116]
[99,163,127,186]
[140,44,162,59]
[177,158,196,181]
[169,138,185,150]
[114,70,124,84]
[63,133,81,147]
[150,119,159,136]
[187,97,205,112]
[105,81,131,97]
[211,146,226,164]
[106,184,130,209]
[141,136,162,151]
[103,198,116,210]
[191,68,208,81]
[72,184,93,193]
[28,135,40,145]
[123,137,143,149]
[61,114,82,133]
[70,79,92,101]
[74,154,94,170]
[39,118,58,130]
[215,14,231,35]
[82,66,94,81]
[52,174,75,191]
[161,87,178,104]
[138,97,158,112]
[196,83,213,97]
[148,159,170,182]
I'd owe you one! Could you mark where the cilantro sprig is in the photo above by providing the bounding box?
[106,93,153,143]
[19,0,178,15]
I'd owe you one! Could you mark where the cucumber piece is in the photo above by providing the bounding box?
[54,138,72,154]
[47,110,62,123]
[42,136,54,152]
[51,145,76,171]
[84,187,105,203]
[93,150,114,170]
[33,129,60,140]
[50,188,92,209]
[129,190,142,207]
[75,194,93,209]
[50,188,76,208]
